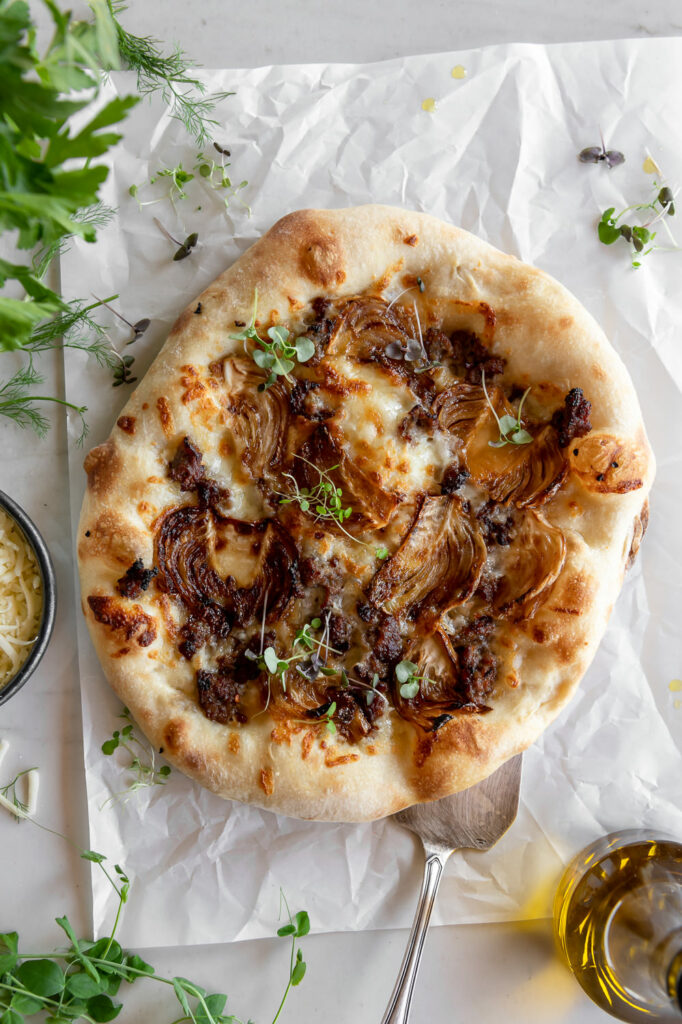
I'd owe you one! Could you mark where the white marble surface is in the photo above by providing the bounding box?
[3,3,682,1022]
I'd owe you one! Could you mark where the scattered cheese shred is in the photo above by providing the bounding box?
[27,767,39,816]
[0,508,42,690]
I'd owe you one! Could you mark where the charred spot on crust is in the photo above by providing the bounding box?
[83,441,120,497]
[116,415,136,435]
[300,235,346,288]
[87,595,156,647]
[116,558,159,599]
[552,388,592,447]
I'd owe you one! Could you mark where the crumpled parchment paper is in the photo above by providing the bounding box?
[62,38,682,948]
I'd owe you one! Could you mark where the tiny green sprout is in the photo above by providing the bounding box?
[279,460,353,530]
[101,707,171,805]
[323,701,337,735]
[231,291,315,388]
[193,148,249,211]
[376,546,390,560]
[417,276,425,292]
[597,180,679,267]
[395,659,434,700]
[481,370,532,448]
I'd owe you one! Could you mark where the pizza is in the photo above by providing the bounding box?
[77,205,654,822]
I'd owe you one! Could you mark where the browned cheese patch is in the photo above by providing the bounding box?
[156,396,174,436]
[259,767,275,795]
[324,752,360,768]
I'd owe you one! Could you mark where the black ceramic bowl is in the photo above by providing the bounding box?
[0,489,57,707]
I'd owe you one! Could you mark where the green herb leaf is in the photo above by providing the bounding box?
[395,660,417,683]
[294,337,315,362]
[399,681,420,700]
[66,973,103,999]
[598,221,621,245]
[291,958,307,986]
[81,850,106,863]
[263,647,279,674]
[293,911,310,937]
[86,994,122,1022]
[15,959,65,997]
[511,428,533,444]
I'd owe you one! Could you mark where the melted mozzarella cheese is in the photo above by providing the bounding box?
[0,509,42,689]
[334,357,454,493]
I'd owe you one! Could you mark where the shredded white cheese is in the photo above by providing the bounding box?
[0,508,43,690]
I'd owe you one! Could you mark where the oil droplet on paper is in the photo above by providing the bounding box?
[643,155,660,175]
[675,699,682,710]
[422,97,437,113]
[451,65,467,79]
[669,679,682,692]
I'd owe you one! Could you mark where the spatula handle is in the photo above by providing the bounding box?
[380,848,450,1024]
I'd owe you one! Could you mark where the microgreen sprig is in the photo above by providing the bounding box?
[153,217,199,261]
[195,144,249,211]
[598,182,678,267]
[101,707,171,806]
[578,130,625,169]
[130,163,195,209]
[230,290,314,389]
[481,370,532,448]
[395,660,434,700]
[272,893,310,1023]
[246,616,341,693]
[278,457,389,561]
[279,462,352,526]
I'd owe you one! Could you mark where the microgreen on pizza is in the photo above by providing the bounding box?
[481,370,532,447]
[278,458,389,561]
[395,659,433,699]
[231,290,315,388]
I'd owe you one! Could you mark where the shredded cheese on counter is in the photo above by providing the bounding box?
[0,508,42,689]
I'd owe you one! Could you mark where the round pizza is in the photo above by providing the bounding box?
[77,205,654,822]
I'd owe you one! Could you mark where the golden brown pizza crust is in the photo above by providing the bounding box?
[77,205,654,821]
